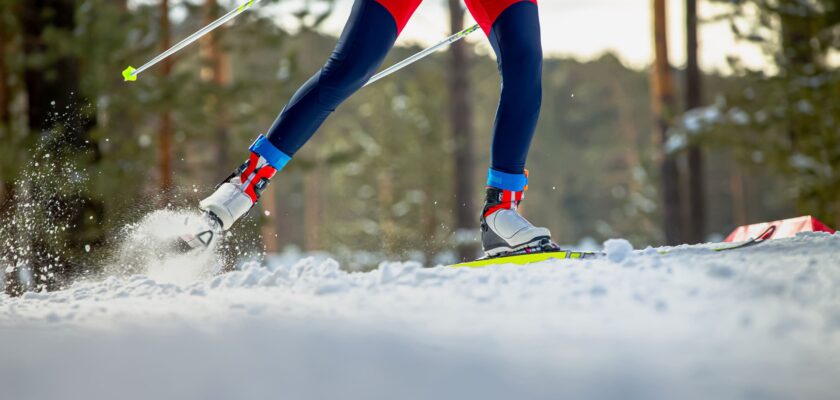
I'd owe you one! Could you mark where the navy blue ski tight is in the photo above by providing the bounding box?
[263,0,542,187]
[264,0,399,154]
[486,1,542,176]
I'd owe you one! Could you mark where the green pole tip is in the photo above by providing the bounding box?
[237,0,255,12]
[122,66,137,82]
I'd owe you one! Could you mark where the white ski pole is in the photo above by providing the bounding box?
[122,0,261,82]
[364,23,480,87]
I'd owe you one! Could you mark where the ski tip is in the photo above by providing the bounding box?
[122,66,137,82]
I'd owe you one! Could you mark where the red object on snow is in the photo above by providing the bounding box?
[725,215,836,242]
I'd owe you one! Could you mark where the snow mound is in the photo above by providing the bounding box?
[2,233,840,400]
[604,238,634,263]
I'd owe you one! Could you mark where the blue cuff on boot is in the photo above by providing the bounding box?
[487,168,527,192]
[250,135,292,170]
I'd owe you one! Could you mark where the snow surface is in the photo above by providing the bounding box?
[1,228,840,400]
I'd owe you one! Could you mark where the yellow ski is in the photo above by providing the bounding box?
[451,225,777,269]
[451,250,600,268]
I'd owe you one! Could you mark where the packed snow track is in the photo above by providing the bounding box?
[1,233,839,400]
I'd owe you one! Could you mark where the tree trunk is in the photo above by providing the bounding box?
[448,0,477,261]
[378,170,396,254]
[159,0,174,203]
[730,166,748,226]
[835,204,839,231]
[0,11,9,207]
[651,0,683,245]
[421,179,438,265]
[200,0,231,178]
[259,184,280,253]
[0,16,8,127]
[303,165,323,251]
[684,0,706,244]
[610,79,642,191]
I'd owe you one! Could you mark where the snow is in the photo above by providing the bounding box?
[2,232,840,400]
[108,210,226,284]
[682,105,723,133]
[603,238,634,263]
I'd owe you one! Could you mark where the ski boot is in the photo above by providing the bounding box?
[480,169,557,257]
[199,152,276,231]
[180,136,290,250]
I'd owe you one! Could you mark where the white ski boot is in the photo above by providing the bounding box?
[480,186,554,257]
[177,135,291,251]
[200,152,277,230]
[199,135,291,232]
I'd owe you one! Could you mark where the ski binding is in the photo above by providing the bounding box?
[176,211,223,252]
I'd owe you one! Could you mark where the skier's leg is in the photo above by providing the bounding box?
[265,0,422,154]
[465,0,552,255]
[466,0,542,176]
[201,0,422,230]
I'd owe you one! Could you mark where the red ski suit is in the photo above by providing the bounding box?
[375,0,538,34]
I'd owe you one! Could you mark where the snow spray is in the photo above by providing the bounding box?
[109,209,225,284]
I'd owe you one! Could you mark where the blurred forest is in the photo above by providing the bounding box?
[0,0,838,293]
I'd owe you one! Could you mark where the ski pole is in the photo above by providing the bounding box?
[364,23,480,87]
[122,0,261,82]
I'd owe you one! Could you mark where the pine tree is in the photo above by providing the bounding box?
[651,0,683,245]
[684,0,706,243]
[705,0,840,226]
[159,0,174,203]
[448,0,478,261]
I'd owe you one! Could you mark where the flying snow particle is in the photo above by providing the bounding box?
[85,245,91,253]
[264,211,271,216]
